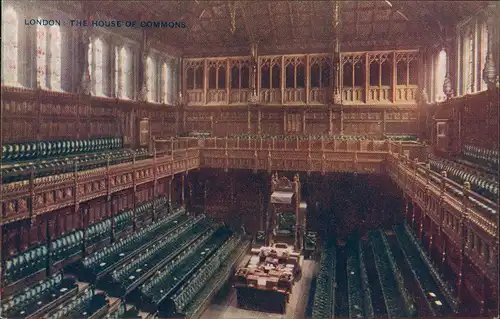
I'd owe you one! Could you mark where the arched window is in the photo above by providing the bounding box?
[90,38,106,97]
[162,62,170,104]
[36,20,47,88]
[50,26,62,90]
[462,29,474,94]
[147,56,157,102]
[480,23,488,91]
[115,46,132,99]
[37,21,62,90]
[434,50,447,102]
[2,7,19,85]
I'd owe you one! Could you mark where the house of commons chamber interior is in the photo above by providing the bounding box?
[0,1,499,318]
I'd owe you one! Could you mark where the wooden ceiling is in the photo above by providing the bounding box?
[89,0,489,57]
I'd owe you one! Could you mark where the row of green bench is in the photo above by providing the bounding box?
[311,240,337,319]
[461,144,498,170]
[77,205,186,283]
[346,236,374,319]
[369,230,416,317]
[429,155,498,202]
[2,197,171,286]
[2,137,123,162]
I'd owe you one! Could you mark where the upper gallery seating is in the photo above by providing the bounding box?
[1,137,150,184]
[460,144,498,171]
[311,240,336,319]
[428,154,498,202]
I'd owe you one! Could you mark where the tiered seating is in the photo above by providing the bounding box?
[3,244,48,285]
[1,137,150,184]
[393,224,453,315]
[43,286,107,319]
[461,144,498,170]
[428,155,498,202]
[183,239,250,318]
[139,227,231,315]
[78,209,190,282]
[311,240,336,319]
[1,272,77,318]
[169,234,240,315]
[399,223,458,312]
[114,209,134,234]
[85,219,112,248]
[106,216,212,296]
[50,230,84,267]
[370,231,415,317]
[358,240,374,318]
[346,237,372,319]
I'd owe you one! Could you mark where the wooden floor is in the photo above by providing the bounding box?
[199,259,317,319]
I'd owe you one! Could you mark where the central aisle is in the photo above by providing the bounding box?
[199,260,317,319]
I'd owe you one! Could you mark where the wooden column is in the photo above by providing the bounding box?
[281,55,285,105]
[306,55,310,104]
[181,173,185,208]
[365,53,370,103]
[110,194,116,242]
[457,181,471,309]
[203,59,208,105]
[168,176,173,207]
[132,153,137,231]
[392,52,397,102]
[226,58,230,105]
[429,221,434,255]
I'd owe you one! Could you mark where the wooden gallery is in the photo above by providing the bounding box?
[0,1,498,319]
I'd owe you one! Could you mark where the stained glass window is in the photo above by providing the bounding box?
[2,7,19,85]
[434,50,447,102]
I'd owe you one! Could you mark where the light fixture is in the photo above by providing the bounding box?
[385,0,393,7]
[435,300,442,306]
[428,292,436,297]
